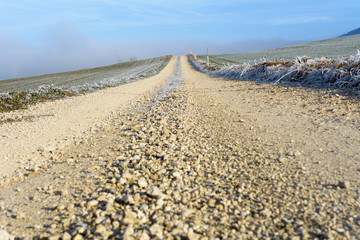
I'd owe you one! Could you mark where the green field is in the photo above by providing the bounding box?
[199,35,360,65]
[0,56,171,112]
[190,35,360,93]
[0,56,171,93]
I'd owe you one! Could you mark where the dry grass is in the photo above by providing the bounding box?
[188,52,360,93]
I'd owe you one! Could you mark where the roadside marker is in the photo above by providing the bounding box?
[195,48,197,58]
[207,47,209,66]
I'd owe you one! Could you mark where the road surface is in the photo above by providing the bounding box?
[0,56,359,239]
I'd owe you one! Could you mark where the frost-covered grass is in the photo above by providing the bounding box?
[198,35,360,65]
[188,51,360,94]
[0,56,171,112]
[191,35,360,94]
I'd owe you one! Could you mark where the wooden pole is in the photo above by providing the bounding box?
[207,47,209,66]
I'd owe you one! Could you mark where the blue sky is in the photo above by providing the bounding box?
[1,0,360,80]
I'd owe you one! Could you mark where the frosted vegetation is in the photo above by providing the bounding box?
[199,35,360,64]
[192,35,360,94]
[0,56,171,112]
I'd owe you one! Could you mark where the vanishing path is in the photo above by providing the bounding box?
[0,56,359,239]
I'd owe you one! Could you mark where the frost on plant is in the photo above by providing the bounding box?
[0,56,171,112]
[188,51,360,94]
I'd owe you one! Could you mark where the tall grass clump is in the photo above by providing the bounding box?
[188,51,360,94]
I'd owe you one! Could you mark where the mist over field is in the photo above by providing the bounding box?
[0,23,302,81]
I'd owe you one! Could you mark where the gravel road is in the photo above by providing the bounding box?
[0,56,359,239]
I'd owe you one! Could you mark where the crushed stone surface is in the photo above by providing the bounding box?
[0,56,359,239]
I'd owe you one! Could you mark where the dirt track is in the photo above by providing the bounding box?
[0,57,177,181]
[0,56,359,239]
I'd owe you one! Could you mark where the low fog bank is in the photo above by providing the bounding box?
[0,24,303,81]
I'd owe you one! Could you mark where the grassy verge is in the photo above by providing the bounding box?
[0,56,171,113]
[188,52,360,94]
[199,35,360,65]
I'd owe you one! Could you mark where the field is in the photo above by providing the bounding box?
[198,35,360,65]
[192,35,360,93]
[0,56,171,112]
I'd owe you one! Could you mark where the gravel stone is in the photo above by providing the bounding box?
[149,223,163,239]
[146,186,161,198]
[138,177,148,188]
[338,180,350,189]
[123,225,134,238]
[0,230,11,240]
